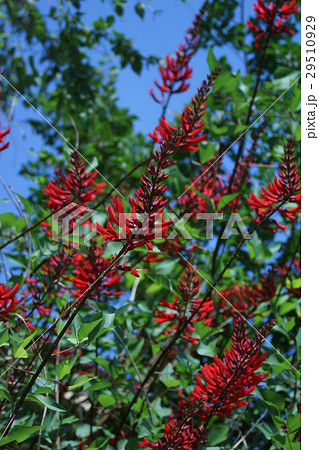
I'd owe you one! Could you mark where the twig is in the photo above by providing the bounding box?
[0,244,129,440]
[113,328,154,425]
[231,410,267,449]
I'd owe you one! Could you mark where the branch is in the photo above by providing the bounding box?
[0,243,129,440]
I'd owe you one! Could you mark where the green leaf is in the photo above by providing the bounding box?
[207,46,218,72]
[160,363,180,388]
[194,321,212,339]
[292,278,301,289]
[155,259,177,276]
[0,213,25,231]
[199,142,216,164]
[95,357,109,372]
[98,393,116,407]
[102,241,123,259]
[167,165,188,193]
[197,339,218,358]
[160,378,180,388]
[256,388,285,422]
[27,394,66,412]
[115,304,129,325]
[0,325,9,347]
[207,424,229,446]
[13,332,37,358]
[291,84,301,113]
[87,379,112,392]
[255,422,276,440]
[0,426,43,446]
[210,123,229,136]
[69,374,95,390]
[78,318,104,343]
[217,193,240,211]
[261,390,285,411]
[286,414,301,433]
[62,415,79,425]
[17,194,32,215]
[151,398,172,419]
[56,353,78,380]
[135,2,145,19]
[0,387,12,402]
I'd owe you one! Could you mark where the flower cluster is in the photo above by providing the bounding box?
[70,240,123,301]
[247,138,300,232]
[149,69,220,152]
[0,283,20,319]
[218,268,277,317]
[154,268,214,345]
[247,0,299,49]
[150,1,208,104]
[43,150,106,212]
[139,402,206,449]
[97,71,220,251]
[192,319,274,418]
[140,320,274,448]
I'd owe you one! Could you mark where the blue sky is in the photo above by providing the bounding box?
[0,0,255,215]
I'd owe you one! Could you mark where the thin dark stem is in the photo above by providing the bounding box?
[0,196,78,252]
[94,156,152,209]
[229,22,274,189]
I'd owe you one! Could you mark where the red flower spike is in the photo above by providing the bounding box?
[149,73,221,153]
[192,319,274,418]
[247,0,299,50]
[97,71,220,254]
[0,283,20,318]
[43,150,106,212]
[70,241,123,301]
[150,2,208,105]
[218,268,277,318]
[139,402,206,449]
[247,138,300,232]
[154,267,214,345]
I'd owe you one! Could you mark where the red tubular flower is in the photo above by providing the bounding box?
[0,127,10,152]
[218,268,277,318]
[77,437,92,450]
[43,150,106,212]
[154,267,214,345]
[247,0,299,49]
[149,105,206,152]
[0,85,10,152]
[0,283,20,318]
[192,318,275,418]
[150,1,207,105]
[247,138,300,232]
